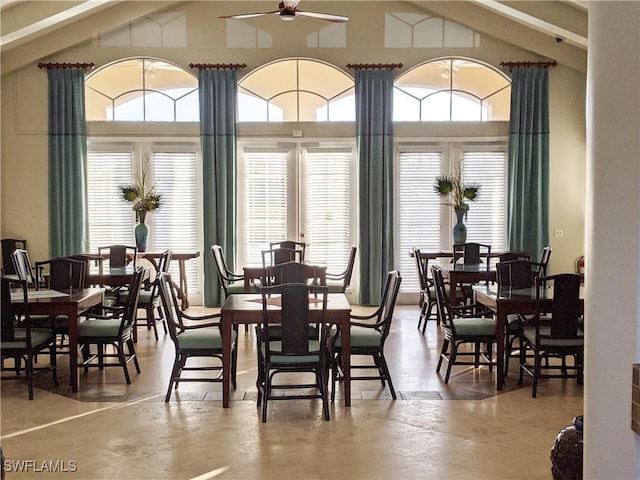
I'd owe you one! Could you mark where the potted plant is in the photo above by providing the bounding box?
[120,156,162,252]
[434,158,480,245]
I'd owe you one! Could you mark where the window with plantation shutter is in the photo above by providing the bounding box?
[395,142,507,294]
[462,149,507,251]
[87,150,134,251]
[302,147,353,273]
[238,148,290,267]
[152,149,199,294]
[87,142,202,299]
[237,143,355,272]
[396,149,442,293]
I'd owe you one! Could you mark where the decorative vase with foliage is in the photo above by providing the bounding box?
[120,156,162,252]
[434,158,480,245]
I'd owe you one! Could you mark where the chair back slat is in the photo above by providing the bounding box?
[12,249,37,287]
[496,260,536,289]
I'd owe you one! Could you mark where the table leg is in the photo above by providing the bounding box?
[222,312,232,408]
[178,260,189,310]
[495,304,506,390]
[341,317,351,406]
[67,308,79,393]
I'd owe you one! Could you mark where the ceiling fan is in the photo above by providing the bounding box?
[219,1,348,23]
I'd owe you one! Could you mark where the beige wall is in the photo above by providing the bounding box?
[0,1,586,272]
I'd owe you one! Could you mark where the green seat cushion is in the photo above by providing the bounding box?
[79,319,123,338]
[176,328,236,350]
[1,328,54,349]
[226,283,248,294]
[261,339,321,363]
[326,280,345,293]
[522,326,584,347]
[332,325,382,348]
[450,317,496,336]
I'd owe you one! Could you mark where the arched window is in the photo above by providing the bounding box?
[394,57,510,121]
[85,57,198,121]
[237,58,355,122]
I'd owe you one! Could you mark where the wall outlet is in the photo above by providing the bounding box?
[292,130,303,138]
[554,229,564,238]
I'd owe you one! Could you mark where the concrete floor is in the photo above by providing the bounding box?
[1,304,583,479]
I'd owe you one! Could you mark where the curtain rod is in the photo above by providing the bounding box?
[189,63,246,70]
[346,63,403,70]
[500,60,557,72]
[38,62,95,70]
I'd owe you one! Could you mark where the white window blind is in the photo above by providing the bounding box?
[462,150,507,251]
[397,150,442,292]
[87,151,134,251]
[303,148,352,272]
[240,150,289,266]
[153,150,199,294]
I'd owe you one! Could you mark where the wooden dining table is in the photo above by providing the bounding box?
[10,287,104,393]
[220,292,352,408]
[472,284,585,390]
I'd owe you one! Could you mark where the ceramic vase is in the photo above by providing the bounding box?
[134,211,149,252]
[453,207,467,245]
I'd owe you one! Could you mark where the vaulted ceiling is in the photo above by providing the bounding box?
[0,1,588,76]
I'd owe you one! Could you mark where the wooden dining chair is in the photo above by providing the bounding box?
[432,266,497,383]
[1,277,58,399]
[211,244,246,297]
[518,273,583,397]
[256,282,330,422]
[261,247,304,268]
[326,244,357,293]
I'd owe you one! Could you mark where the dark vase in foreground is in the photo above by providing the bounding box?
[550,415,583,480]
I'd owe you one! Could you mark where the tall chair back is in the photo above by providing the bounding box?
[269,240,306,261]
[11,249,37,287]
[453,242,491,265]
[261,247,304,268]
[496,260,537,289]
[98,245,137,270]
[264,261,322,286]
[326,244,357,293]
[36,257,86,290]
[1,238,27,275]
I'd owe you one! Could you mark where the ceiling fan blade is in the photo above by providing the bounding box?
[294,10,349,23]
[219,10,280,20]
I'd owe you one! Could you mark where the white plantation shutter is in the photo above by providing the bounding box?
[462,149,507,251]
[397,150,442,292]
[152,150,199,293]
[239,149,289,266]
[303,147,352,272]
[87,150,134,251]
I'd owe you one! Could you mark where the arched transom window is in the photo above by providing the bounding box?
[237,58,355,122]
[394,57,510,121]
[85,57,198,121]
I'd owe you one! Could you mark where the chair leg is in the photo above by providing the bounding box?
[436,339,449,373]
[116,343,131,384]
[127,339,141,373]
[165,356,181,402]
[378,353,396,399]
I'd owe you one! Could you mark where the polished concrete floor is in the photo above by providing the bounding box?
[1,304,583,479]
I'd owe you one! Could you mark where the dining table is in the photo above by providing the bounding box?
[220,292,352,408]
[472,284,585,390]
[10,287,105,393]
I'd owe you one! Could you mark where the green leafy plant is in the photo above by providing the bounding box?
[120,156,162,223]
[434,158,480,214]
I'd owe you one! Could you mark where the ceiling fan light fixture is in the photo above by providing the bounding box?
[280,11,295,20]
